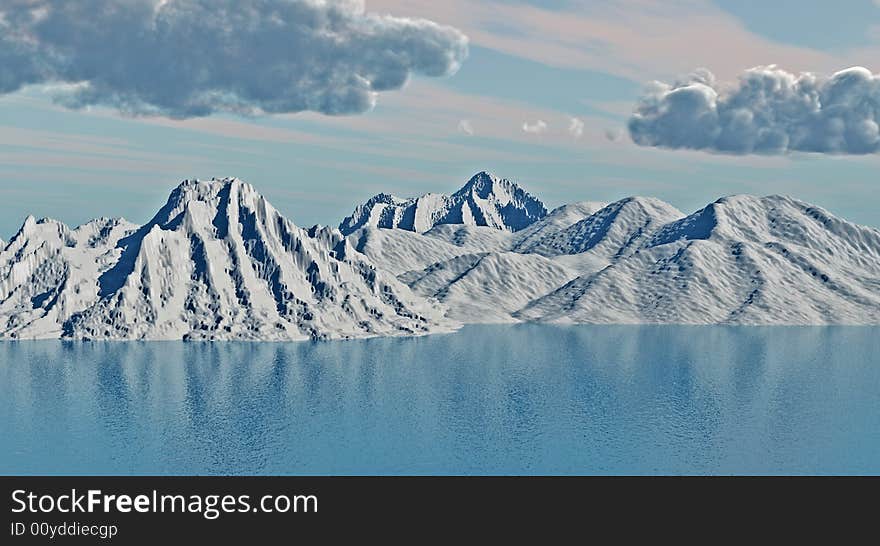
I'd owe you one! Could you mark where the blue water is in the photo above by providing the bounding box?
[1,325,878,475]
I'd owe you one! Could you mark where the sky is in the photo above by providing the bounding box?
[1,0,880,238]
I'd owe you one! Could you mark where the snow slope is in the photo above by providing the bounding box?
[519,197,684,259]
[0,179,455,340]
[399,251,576,322]
[512,200,607,251]
[349,226,475,276]
[423,224,517,252]
[339,171,547,235]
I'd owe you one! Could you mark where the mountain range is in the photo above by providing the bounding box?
[1,171,878,340]
[339,171,547,235]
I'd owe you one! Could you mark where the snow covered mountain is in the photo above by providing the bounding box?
[0,178,454,340]
[0,216,137,339]
[339,171,547,235]
[345,188,880,325]
[1,175,878,340]
[517,195,880,324]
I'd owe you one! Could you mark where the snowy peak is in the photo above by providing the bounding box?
[449,171,548,231]
[338,192,414,235]
[454,171,525,202]
[9,215,75,249]
[145,177,258,230]
[339,171,547,235]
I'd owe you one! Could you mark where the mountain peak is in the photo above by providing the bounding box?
[340,172,548,235]
[53,176,456,341]
[9,215,74,247]
[149,177,262,230]
[456,170,498,193]
[454,171,520,200]
[171,176,254,202]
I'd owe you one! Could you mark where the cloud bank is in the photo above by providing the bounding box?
[629,66,880,155]
[0,0,468,118]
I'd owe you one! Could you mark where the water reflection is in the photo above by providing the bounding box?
[1,325,878,475]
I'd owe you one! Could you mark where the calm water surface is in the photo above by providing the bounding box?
[1,325,878,475]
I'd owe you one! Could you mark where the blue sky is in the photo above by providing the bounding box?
[1,0,880,237]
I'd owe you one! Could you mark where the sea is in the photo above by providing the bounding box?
[2,325,878,475]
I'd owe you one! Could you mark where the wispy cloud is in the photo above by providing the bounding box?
[371,0,840,81]
[522,120,549,134]
[457,119,475,136]
[0,123,258,180]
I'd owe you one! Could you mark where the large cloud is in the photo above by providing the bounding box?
[629,66,880,155]
[0,0,468,118]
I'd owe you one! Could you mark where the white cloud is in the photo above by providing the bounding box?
[457,119,475,136]
[568,117,585,138]
[629,65,880,155]
[0,0,468,118]
[522,120,548,134]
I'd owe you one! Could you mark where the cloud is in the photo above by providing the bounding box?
[629,65,880,155]
[0,0,468,118]
[522,120,548,134]
[568,117,585,138]
[604,128,624,142]
[457,119,474,135]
